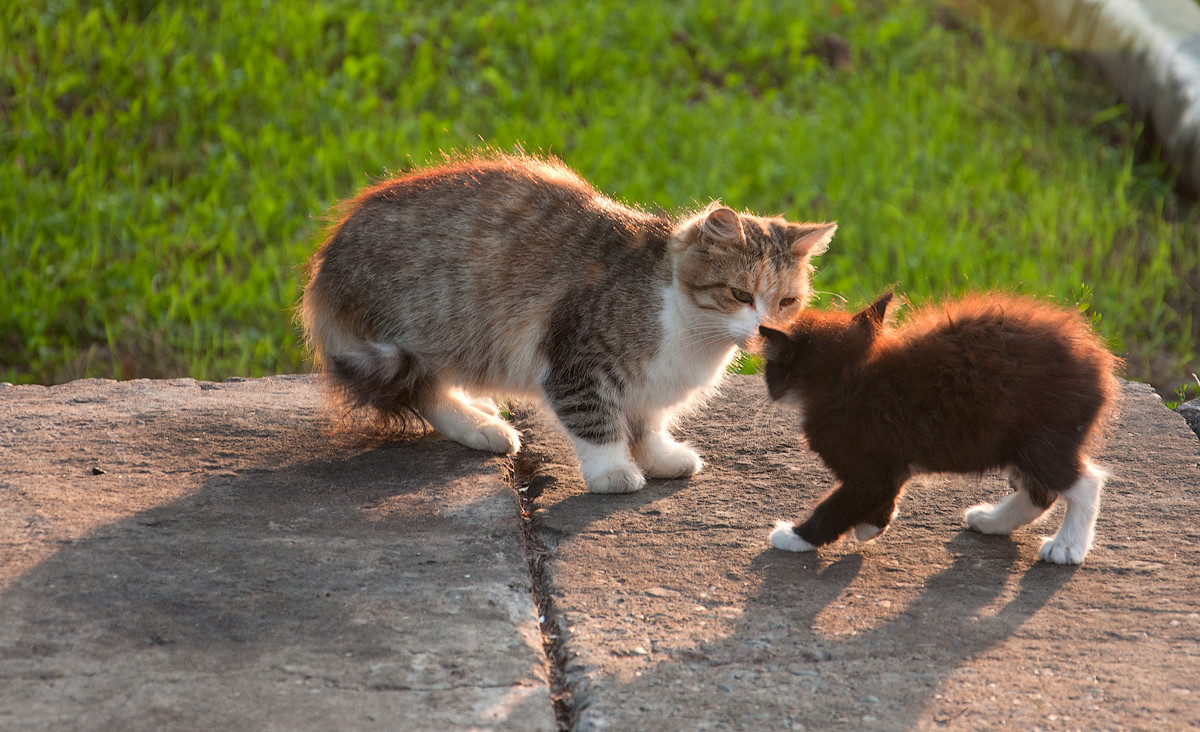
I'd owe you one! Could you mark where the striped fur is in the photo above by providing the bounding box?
[301,152,835,493]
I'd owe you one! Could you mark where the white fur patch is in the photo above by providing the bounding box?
[854,523,883,542]
[770,521,816,552]
[729,304,763,349]
[463,391,501,418]
[425,388,521,454]
[965,489,1048,535]
[615,285,740,455]
[631,430,703,479]
[1038,460,1106,565]
[575,440,646,494]
[649,285,741,404]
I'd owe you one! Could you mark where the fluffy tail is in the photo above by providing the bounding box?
[324,342,433,428]
[299,250,434,428]
[299,283,430,427]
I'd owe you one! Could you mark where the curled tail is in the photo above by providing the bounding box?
[325,342,433,427]
[300,282,431,428]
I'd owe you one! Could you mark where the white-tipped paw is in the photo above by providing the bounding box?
[770,521,816,552]
[634,437,703,479]
[584,463,647,494]
[1038,536,1088,565]
[854,523,884,542]
[964,503,1008,535]
[460,419,522,455]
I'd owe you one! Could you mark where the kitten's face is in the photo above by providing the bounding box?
[759,293,892,402]
[671,206,836,350]
[758,314,846,402]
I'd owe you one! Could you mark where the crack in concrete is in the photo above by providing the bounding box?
[508,451,574,732]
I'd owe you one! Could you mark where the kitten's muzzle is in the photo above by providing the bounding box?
[764,377,786,402]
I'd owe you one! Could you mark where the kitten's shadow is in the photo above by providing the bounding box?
[749,549,864,597]
[745,530,1075,725]
[748,550,866,627]
[753,530,1074,628]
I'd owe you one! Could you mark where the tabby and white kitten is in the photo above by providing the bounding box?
[300,153,835,493]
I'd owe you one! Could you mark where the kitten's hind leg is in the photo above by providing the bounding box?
[964,481,1050,535]
[1038,459,1106,565]
[423,386,521,454]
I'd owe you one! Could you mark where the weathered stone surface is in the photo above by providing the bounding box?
[517,377,1200,731]
[3,374,1199,731]
[0,376,554,732]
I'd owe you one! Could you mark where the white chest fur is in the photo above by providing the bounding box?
[628,285,739,414]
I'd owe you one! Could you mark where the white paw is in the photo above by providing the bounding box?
[770,521,816,552]
[634,437,703,479]
[460,419,522,454]
[468,395,501,418]
[1038,536,1088,565]
[964,503,1005,534]
[854,523,884,542]
[584,463,647,494]
[966,488,1049,535]
[574,440,646,494]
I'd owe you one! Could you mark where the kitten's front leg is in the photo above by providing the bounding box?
[769,520,817,552]
[543,375,646,493]
[630,413,703,479]
[772,477,897,552]
[572,438,646,494]
[771,488,858,552]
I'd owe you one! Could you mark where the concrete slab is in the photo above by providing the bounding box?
[516,376,1200,731]
[4,373,1198,731]
[0,376,555,732]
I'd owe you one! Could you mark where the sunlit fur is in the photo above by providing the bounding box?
[761,291,1118,564]
[300,152,835,493]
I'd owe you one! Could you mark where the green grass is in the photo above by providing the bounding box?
[3,0,1197,394]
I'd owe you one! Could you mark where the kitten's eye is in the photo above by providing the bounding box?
[731,288,753,304]
[779,297,798,308]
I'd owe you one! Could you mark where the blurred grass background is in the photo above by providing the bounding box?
[2,0,1197,399]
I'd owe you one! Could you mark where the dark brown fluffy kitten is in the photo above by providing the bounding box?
[759,291,1119,564]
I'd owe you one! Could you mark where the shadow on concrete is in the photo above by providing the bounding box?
[0,399,554,732]
[569,526,1075,729]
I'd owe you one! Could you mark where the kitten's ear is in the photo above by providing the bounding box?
[787,222,837,257]
[854,290,894,330]
[699,205,746,245]
[758,324,791,357]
